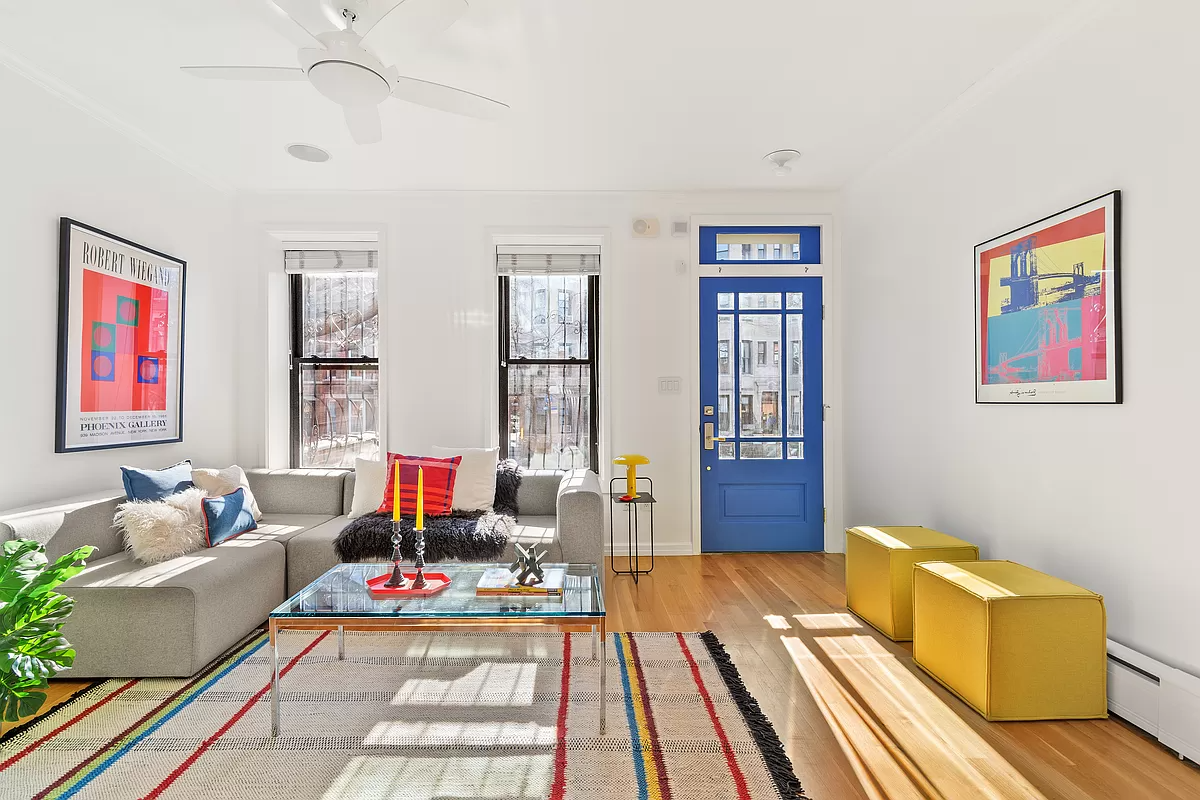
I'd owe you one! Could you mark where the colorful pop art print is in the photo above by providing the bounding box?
[56,219,186,452]
[975,191,1121,404]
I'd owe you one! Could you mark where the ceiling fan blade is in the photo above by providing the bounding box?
[344,105,383,144]
[360,0,468,53]
[390,75,508,119]
[251,0,323,48]
[180,66,306,81]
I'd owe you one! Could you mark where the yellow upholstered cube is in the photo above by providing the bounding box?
[912,560,1108,721]
[844,526,979,641]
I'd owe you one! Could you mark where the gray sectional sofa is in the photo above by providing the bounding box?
[0,468,603,679]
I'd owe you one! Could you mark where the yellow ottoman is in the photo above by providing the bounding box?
[845,526,979,641]
[912,560,1107,721]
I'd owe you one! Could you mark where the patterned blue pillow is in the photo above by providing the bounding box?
[121,460,194,501]
[201,488,258,546]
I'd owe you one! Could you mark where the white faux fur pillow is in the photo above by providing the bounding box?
[115,487,208,565]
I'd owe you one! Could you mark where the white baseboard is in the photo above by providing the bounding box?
[605,542,696,557]
[1107,638,1200,764]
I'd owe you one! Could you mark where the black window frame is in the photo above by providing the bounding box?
[498,274,600,471]
[289,273,379,469]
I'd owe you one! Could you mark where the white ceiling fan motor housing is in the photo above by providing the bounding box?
[300,31,394,107]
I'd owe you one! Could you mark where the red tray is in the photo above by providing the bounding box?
[366,571,452,598]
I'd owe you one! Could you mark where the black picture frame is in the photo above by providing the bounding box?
[55,218,187,452]
[973,190,1121,404]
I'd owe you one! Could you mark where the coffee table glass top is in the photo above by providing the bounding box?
[271,563,604,619]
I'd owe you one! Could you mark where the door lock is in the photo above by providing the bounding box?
[703,405,714,416]
[703,422,715,450]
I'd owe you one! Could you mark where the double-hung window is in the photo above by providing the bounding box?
[498,245,600,471]
[286,250,379,468]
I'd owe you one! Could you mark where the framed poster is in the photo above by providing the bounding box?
[975,191,1121,404]
[55,218,186,452]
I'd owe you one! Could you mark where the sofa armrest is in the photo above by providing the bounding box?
[556,470,604,569]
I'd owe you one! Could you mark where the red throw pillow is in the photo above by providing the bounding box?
[376,453,462,517]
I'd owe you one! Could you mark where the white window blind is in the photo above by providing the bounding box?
[496,244,600,275]
[285,249,378,274]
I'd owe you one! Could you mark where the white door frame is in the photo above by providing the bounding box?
[688,214,843,554]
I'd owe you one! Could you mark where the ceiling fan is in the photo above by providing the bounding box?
[181,0,508,145]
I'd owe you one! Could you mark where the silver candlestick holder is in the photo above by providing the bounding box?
[383,520,408,588]
[411,526,427,589]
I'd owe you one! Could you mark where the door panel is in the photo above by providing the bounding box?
[700,276,823,552]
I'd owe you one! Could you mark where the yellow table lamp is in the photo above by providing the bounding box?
[613,454,650,499]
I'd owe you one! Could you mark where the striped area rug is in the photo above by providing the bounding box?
[0,631,806,800]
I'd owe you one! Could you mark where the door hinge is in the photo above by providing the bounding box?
[822,304,825,321]
[824,507,827,523]
[822,406,826,422]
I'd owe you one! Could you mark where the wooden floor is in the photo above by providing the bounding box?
[8,553,1200,799]
[606,554,1200,800]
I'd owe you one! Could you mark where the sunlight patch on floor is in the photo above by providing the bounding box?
[785,632,1048,800]
[392,662,538,706]
[322,754,553,800]
[363,720,557,748]
[794,612,862,630]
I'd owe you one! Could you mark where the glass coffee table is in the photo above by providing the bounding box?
[267,562,606,737]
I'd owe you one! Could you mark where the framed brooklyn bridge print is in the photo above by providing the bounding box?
[974,191,1121,404]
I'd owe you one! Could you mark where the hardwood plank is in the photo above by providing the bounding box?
[606,554,1200,800]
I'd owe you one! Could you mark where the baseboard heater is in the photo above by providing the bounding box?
[1107,639,1200,763]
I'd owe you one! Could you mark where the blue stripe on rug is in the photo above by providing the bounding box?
[58,636,267,800]
[614,632,649,800]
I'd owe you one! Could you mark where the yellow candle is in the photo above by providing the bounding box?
[392,459,400,522]
[415,466,424,530]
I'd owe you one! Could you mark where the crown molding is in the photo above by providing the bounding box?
[843,0,1116,191]
[0,44,233,194]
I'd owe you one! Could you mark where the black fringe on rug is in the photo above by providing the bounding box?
[700,631,810,800]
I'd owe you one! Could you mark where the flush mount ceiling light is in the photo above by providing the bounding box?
[287,143,331,162]
[764,149,802,176]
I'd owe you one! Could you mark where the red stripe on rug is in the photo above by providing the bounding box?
[627,636,673,799]
[548,632,572,800]
[676,633,751,800]
[31,643,252,800]
[141,631,330,800]
[0,681,137,772]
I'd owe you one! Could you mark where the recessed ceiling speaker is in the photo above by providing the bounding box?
[632,217,660,238]
[287,143,331,162]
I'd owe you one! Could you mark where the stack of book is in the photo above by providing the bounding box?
[476,567,566,596]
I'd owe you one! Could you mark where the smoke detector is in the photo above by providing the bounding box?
[763,149,801,176]
[287,143,331,163]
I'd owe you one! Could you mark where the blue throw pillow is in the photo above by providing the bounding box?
[201,488,258,546]
[121,460,194,501]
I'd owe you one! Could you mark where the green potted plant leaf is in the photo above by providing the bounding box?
[0,539,95,722]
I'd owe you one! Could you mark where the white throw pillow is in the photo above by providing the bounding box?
[430,446,498,512]
[115,487,208,565]
[191,465,262,521]
[348,458,387,519]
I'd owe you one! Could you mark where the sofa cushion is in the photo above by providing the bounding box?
[505,515,560,561]
[0,493,126,561]
[284,516,349,595]
[60,538,285,677]
[245,469,347,516]
[240,513,335,546]
[517,470,562,516]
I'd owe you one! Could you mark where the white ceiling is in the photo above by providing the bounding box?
[0,0,1076,192]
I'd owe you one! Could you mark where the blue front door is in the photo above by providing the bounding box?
[699,276,823,551]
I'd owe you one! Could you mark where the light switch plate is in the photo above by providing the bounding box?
[658,377,682,394]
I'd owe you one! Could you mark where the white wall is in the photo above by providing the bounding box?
[235,190,838,555]
[0,64,239,509]
[841,3,1200,673]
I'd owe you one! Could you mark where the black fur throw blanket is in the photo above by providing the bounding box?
[334,460,522,563]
